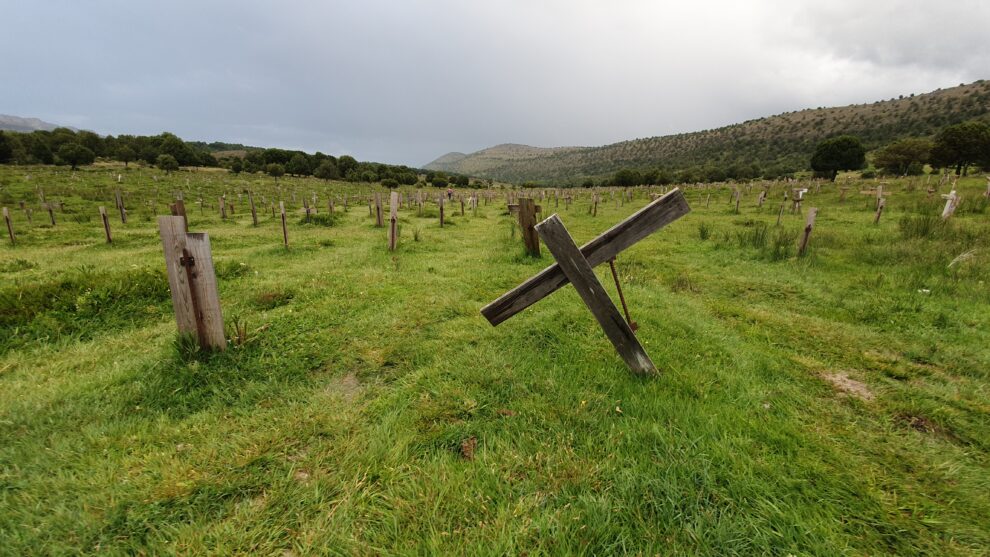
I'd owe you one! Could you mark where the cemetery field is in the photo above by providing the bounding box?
[2,165,990,555]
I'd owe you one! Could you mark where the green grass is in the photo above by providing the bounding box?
[1,166,989,555]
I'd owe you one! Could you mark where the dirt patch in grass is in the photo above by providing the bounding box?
[326,372,361,401]
[822,371,874,401]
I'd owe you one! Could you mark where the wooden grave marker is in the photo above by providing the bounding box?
[481,189,691,374]
[517,198,541,257]
[798,207,818,256]
[279,201,289,248]
[170,199,188,232]
[158,216,226,350]
[389,191,399,251]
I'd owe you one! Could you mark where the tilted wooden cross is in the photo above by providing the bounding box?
[481,189,691,375]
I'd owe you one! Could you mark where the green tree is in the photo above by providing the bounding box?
[873,138,933,175]
[613,169,641,187]
[381,178,399,188]
[266,163,285,180]
[56,143,95,170]
[314,160,340,181]
[229,158,243,174]
[337,155,358,176]
[116,145,136,167]
[286,153,312,175]
[930,121,990,175]
[156,154,180,174]
[810,135,866,181]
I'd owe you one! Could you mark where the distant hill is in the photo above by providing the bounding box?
[0,114,76,133]
[425,81,990,183]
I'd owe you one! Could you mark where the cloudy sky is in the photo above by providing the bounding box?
[2,0,987,166]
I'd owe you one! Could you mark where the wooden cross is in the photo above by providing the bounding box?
[481,189,691,375]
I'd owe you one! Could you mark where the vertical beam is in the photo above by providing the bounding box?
[535,214,657,375]
[249,191,258,227]
[389,191,399,251]
[517,198,540,257]
[279,201,289,248]
[183,232,227,350]
[170,199,188,232]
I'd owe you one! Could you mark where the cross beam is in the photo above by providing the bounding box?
[536,214,657,375]
[481,188,690,326]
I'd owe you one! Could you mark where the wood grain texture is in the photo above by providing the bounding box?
[184,232,227,350]
[536,215,657,375]
[158,216,198,336]
[518,198,540,257]
[481,188,690,326]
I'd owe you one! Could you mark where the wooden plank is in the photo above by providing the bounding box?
[184,232,227,350]
[481,188,690,326]
[170,199,188,232]
[158,216,198,337]
[535,215,657,375]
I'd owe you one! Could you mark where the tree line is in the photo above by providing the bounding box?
[0,128,434,185]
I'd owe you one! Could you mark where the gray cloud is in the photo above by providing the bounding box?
[1,0,985,166]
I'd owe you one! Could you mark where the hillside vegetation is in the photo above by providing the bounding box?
[425,81,990,183]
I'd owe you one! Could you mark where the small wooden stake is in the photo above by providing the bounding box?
[374,193,383,227]
[99,206,112,243]
[439,195,445,228]
[46,203,56,226]
[873,198,885,224]
[249,191,258,227]
[3,207,14,245]
[280,201,289,248]
[170,200,188,232]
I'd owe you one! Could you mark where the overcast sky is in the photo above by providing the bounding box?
[2,0,987,166]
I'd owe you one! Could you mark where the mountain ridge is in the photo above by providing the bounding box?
[425,81,990,183]
[0,114,76,133]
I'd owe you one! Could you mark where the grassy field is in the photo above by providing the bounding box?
[1,165,989,555]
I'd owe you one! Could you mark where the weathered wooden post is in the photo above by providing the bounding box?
[99,206,112,243]
[46,203,56,226]
[460,196,465,216]
[303,197,311,223]
[3,207,14,245]
[873,198,885,224]
[733,189,741,213]
[219,196,227,219]
[439,195,445,227]
[798,208,818,256]
[279,201,289,248]
[115,189,127,223]
[158,216,226,351]
[374,193,383,227]
[518,198,541,257]
[170,200,188,232]
[839,187,848,203]
[249,191,258,227]
[757,189,766,208]
[389,191,399,251]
